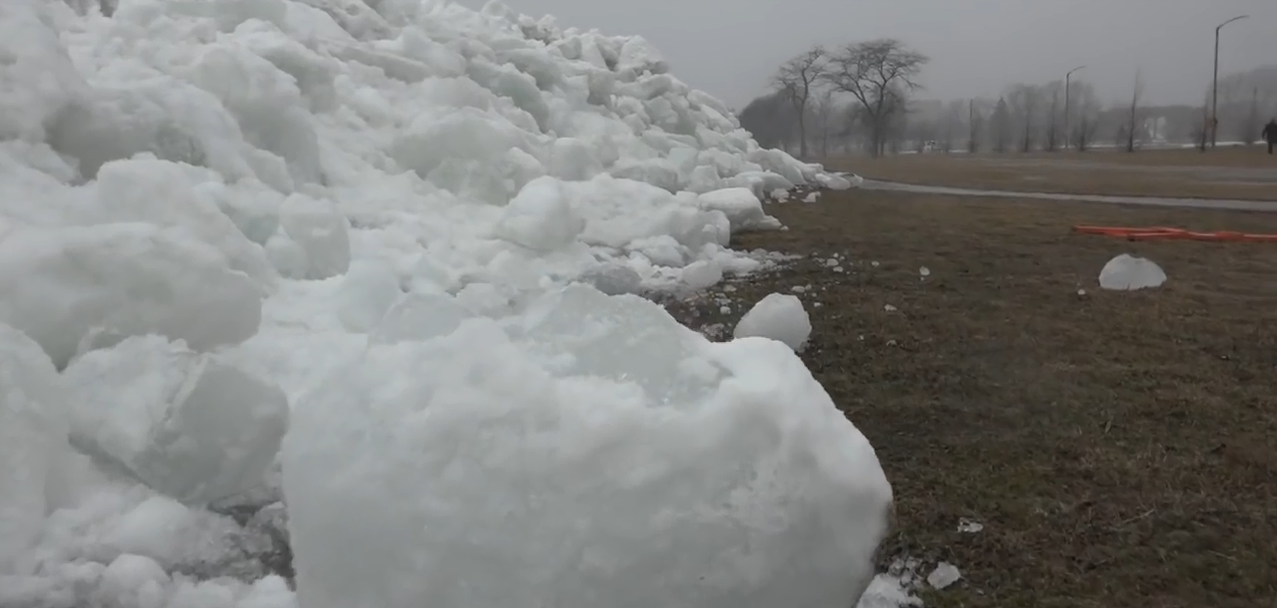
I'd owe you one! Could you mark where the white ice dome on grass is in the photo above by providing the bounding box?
[1099,254,1167,291]
[284,285,892,608]
[0,0,890,605]
[734,293,814,352]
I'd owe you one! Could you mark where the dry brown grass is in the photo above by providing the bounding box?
[663,190,1277,608]
[826,146,1277,201]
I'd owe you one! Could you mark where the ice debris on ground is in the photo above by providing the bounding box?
[926,562,962,590]
[1098,254,1167,291]
[855,574,924,608]
[733,293,813,352]
[698,187,781,231]
[0,0,891,606]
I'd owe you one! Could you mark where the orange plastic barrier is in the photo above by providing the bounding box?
[1072,225,1277,242]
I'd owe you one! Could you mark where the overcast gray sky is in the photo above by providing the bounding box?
[467,0,1274,109]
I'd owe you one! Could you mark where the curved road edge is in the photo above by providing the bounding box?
[845,176,1277,212]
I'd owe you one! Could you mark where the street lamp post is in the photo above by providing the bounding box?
[1064,65,1086,150]
[1211,15,1248,148]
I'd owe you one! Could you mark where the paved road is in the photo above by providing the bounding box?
[857,178,1277,212]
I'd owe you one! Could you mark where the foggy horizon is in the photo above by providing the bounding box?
[473,0,1275,111]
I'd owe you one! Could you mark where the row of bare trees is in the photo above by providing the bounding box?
[742,44,1277,158]
[843,73,1143,155]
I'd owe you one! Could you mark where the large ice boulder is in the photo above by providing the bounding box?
[283,285,891,608]
[95,553,171,608]
[90,157,277,285]
[277,193,351,280]
[61,335,289,505]
[1099,254,1166,291]
[734,293,813,352]
[698,187,781,231]
[335,259,403,333]
[0,324,71,573]
[0,224,263,369]
[494,176,586,252]
[0,0,86,142]
[370,291,473,345]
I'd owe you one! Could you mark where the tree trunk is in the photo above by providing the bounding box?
[796,113,808,159]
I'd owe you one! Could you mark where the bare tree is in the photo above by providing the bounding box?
[1005,84,1042,152]
[907,114,938,153]
[1074,113,1099,151]
[1196,88,1211,152]
[1045,86,1061,152]
[1244,87,1260,145]
[1125,69,1144,152]
[830,104,866,153]
[1114,120,1130,150]
[940,100,965,152]
[1067,81,1101,151]
[967,99,983,153]
[991,97,1012,153]
[772,46,827,159]
[738,92,795,150]
[809,87,843,157]
[1212,65,1277,145]
[822,39,929,157]
[1022,90,1039,152]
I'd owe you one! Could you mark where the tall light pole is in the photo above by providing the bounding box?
[1212,15,1248,148]
[1064,65,1086,150]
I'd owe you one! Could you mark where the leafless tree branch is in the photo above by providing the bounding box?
[771,45,827,158]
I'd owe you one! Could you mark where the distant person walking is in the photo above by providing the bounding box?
[1264,118,1277,155]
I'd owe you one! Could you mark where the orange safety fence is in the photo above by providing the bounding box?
[1072,225,1277,243]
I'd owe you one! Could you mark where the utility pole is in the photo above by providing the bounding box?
[1064,65,1086,150]
[1212,15,1248,149]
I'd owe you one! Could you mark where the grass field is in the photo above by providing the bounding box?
[828,146,1277,202]
[663,189,1277,608]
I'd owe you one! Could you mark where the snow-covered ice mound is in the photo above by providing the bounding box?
[734,293,813,352]
[0,0,888,605]
[284,285,891,608]
[1099,254,1166,291]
